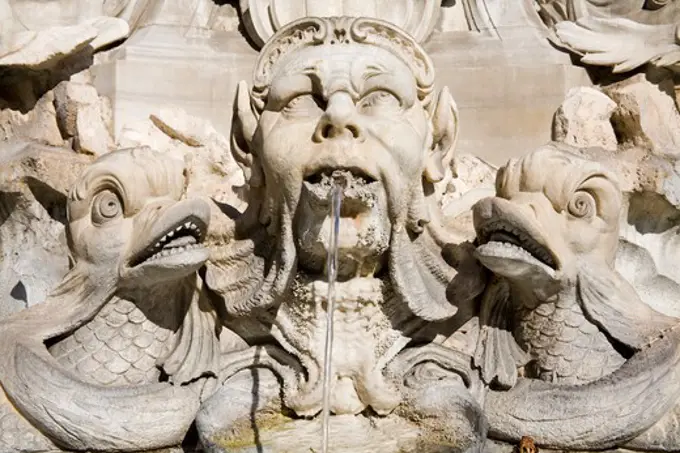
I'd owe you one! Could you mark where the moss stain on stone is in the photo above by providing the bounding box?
[213,411,296,450]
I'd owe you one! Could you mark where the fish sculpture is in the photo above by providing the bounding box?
[471,142,680,451]
[0,148,221,452]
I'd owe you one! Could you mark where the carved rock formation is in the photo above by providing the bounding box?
[0,142,93,318]
[552,86,618,151]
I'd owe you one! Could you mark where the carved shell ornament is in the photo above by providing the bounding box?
[239,0,441,47]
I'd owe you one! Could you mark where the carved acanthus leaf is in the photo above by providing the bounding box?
[389,227,459,321]
[577,262,679,351]
[158,278,222,385]
[554,17,680,73]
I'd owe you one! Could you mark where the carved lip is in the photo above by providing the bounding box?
[303,166,377,184]
[129,203,210,267]
[475,219,558,271]
[302,167,380,214]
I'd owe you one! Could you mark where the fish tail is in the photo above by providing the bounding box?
[0,385,57,453]
[626,403,680,451]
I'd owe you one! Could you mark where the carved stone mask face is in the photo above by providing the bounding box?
[472,144,622,289]
[254,43,431,275]
[66,149,211,289]
[231,17,458,281]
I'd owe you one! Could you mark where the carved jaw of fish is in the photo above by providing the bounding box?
[0,148,215,453]
[118,199,210,288]
[473,196,563,299]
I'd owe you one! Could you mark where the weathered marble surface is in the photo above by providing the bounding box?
[3,1,680,453]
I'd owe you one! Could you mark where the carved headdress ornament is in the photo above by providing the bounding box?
[250,16,436,113]
[240,0,440,48]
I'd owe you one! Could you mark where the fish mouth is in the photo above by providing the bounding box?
[128,198,210,270]
[475,218,558,278]
[130,215,208,267]
[302,167,380,216]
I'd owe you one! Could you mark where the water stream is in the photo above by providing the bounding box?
[320,181,343,453]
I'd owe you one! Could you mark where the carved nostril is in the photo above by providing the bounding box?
[346,124,361,139]
[315,120,363,141]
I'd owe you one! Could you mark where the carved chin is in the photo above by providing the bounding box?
[293,170,392,278]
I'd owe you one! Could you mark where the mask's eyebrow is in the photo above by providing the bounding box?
[268,61,324,107]
[351,60,416,107]
[362,63,389,81]
[301,64,325,95]
[350,62,389,94]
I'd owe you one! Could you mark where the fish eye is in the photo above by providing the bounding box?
[91,190,123,225]
[567,190,596,219]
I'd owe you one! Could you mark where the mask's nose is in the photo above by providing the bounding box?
[313,92,364,142]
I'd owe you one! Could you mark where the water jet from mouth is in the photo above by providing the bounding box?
[320,178,344,453]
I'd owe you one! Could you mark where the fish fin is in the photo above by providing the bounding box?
[578,264,679,351]
[159,278,222,385]
[473,278,530,389]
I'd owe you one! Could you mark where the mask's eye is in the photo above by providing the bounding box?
[92,190,123,225]
[282,93,325,116]
[357,90,401,114]
[567,190,596,219]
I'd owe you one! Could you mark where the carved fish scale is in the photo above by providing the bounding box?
[513,292,626,385]
[49,297,174,386]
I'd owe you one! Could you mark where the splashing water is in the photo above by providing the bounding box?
[321,180,343,453]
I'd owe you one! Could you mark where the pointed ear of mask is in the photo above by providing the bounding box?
[424,87,459,183]
[230,80,264,188]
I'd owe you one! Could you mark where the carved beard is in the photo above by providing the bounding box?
[205,175,462,323]
[202,188,297,318]
[388,178,461,322]
[279,175,460,322]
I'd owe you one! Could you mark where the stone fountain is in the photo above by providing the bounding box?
[4,1,680,452]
